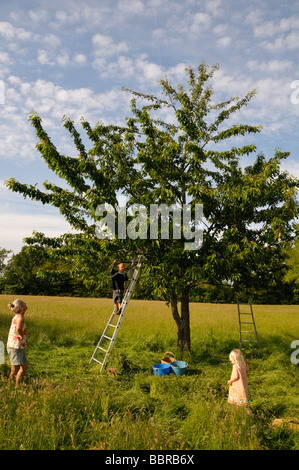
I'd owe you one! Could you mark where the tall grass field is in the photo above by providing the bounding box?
[0,294,298,450]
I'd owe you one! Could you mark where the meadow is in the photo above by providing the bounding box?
[0,294,298,450]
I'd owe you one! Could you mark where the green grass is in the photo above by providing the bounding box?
[0,294,298,450]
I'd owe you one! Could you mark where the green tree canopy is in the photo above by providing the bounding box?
[284,224,299,285]
[5,63,299,350]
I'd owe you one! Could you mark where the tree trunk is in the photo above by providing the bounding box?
[170,286,191,351]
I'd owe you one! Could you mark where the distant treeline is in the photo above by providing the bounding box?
[0,265,297,305]
[0,245,298,304]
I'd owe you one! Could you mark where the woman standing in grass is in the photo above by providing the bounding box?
[7,299,28,386]
[227,349,251,412]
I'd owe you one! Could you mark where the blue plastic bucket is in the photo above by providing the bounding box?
[170,361,188,376]
[152,363,170,376]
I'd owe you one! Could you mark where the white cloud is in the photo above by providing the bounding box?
[44,33,61,48]
[55,9,79,24]
[254,16,299,37]
[73,53,87,66]
[243,9,265,26]
[92,34,129,57]
[247,59,293,73]
[7,75,21,85]
[211,67,299,136]
[205,0,223,17]
[167,63,189,81]
[0,181,77,253]
[37,49,86,68]
[55,86,92,103]
[0,210,75,253]
[28,9,49,23]
[0,51,12,64]
[56,51,71,67]
[213,23,229,35]
[96,55,135,80]
[281,160,299,179]
[190,12,211,33]
[0,76,132,165]
[0,21,18,40]
[117,0,145,15]
[37,49,54,66]
[0,21,33,41]
[262,31,299,52]
[278,16,299,31]
[217,36,231,47]
[136,55,163,82]
[0,121,36,162]
[97,53,166,84]
[252,14,299,52]
[254,20,277,38]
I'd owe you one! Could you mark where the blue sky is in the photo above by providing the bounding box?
[0,0,299,254]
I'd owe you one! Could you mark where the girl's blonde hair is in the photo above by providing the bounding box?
[8,299,26,314]
[229,349,245,365]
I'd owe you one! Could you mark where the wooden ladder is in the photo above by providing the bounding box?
[237,300,261,349]
[89,254,142,371]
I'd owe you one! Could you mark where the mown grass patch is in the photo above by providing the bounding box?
[0,294,298,450]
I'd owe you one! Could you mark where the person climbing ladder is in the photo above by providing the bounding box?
[109,259,129,314]
[90,254,142,369]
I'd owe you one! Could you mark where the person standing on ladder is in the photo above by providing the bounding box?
[89,254,142,369]
[109,260,129,315]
